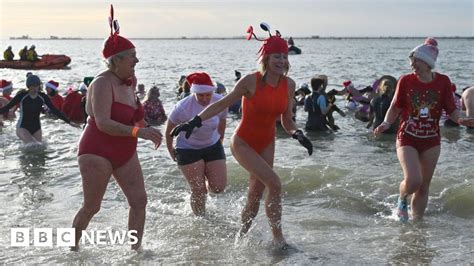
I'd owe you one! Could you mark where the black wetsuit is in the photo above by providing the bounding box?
[0,90,70,134]
[304,92,329,131]
[370,94,397,133]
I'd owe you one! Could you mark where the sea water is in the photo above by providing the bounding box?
[0,38,473,263]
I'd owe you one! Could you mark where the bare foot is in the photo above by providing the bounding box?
[239,221,252,237]
[272,238,289,250]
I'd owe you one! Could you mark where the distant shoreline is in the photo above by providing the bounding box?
[6,36,474,41]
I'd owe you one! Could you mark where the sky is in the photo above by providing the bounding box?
[0,0,472,39]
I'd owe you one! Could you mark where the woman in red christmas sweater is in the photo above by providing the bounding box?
[374,38,474,222]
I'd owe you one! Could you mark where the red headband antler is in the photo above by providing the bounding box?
[108,5,120,39]
[102,4,135,59]
[246,23,288,61]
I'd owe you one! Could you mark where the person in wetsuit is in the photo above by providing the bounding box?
[367,75,398,132]
[304,75,331,131]
[0,74,75,144]
[71,5,163,251]
[170,25,313,250]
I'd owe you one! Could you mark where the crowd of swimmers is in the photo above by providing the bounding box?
[0,75,168,137]
[1,5,474,252]
[3,45,39,61]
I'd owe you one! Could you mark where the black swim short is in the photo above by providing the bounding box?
[175,141,226,166]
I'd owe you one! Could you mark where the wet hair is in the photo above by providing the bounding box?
[310,78,325,92]
[378,79,395,96]
[377,75,397,96]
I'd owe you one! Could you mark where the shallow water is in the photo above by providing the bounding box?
[0,38,473,263]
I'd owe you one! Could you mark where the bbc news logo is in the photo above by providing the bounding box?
[10,228,138,247]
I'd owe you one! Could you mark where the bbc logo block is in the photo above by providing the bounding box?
[10,228,75,247]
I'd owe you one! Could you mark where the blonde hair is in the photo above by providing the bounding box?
[258,53,290,77]
[378,78,396,95]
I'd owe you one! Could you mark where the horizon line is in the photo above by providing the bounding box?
[6,36,474,41]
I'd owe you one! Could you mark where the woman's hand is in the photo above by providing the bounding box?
[458,118,474,127]
[168,148,177,161]
[138,127,163,149]
[373,121,390,137]
[292,129,313,155]
[170,115,202,138]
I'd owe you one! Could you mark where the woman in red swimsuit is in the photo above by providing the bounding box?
[171,24,313,249]
[374,38,474,222]
[71,5,162,251]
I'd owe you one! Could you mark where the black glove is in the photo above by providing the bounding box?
[292,129,313,156]
[170,115,202,139]
[327,89,338,96]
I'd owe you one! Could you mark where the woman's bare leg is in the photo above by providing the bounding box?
[71,155,112,251]
[231,136,286,247]
[179,160,207,216]
[113,153,147,250]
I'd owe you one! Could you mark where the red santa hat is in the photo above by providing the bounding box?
[0,79,13,93]
[343,80,352,88]
[102,5,135,59]
[187,72,215,94]
[409,37,439,69]
[451,83,457,93]
[246,23,288,61]
[45,80,59,91]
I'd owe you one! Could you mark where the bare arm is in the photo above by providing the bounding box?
[450,87,474,126]
[91,76,162,145]
[449,109,474,127]
[164,119,177,160]
[462,87,474,117]
[218,118,226,143]
[198,74,253,121]
[281,77,299,135]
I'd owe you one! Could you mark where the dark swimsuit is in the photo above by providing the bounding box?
[77,88,144,169]
[370,94,398,133]
[305,92,329,131]
[0,90,70,134]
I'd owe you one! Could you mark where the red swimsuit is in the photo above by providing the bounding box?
[235,72,288,153]
[78,89,144,169]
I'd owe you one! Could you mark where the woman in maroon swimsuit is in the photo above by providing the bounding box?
[71,5,162,251]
